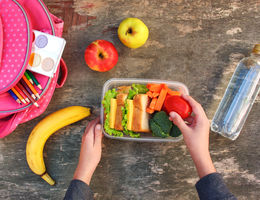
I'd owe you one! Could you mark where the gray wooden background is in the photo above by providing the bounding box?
[0,0,260,199]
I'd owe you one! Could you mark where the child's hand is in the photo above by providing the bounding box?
[169,95,210,157]
[73,118,103,185]
[169,95,216,178]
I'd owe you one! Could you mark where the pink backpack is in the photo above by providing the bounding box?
[0,0,68,138]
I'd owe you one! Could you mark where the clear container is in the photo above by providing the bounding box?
[211,44,260,140]
[100,78,189,142]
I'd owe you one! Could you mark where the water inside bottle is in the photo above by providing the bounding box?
[211,57,260,140]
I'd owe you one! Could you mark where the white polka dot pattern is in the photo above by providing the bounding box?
[0,0,30,92]
[0,5,65,138]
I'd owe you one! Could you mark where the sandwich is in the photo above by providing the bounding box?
[112,93,128,130]
[110,93,150,132]
[102,84,150,137]
[130,94,150,132]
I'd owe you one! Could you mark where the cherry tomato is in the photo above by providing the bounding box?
[163,95,192,119]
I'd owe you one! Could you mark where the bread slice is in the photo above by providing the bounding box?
[114,93,128,130]
[117,86,131,94]
[132,94,150,132]
[126,99,134,130]
[109,98,117,129]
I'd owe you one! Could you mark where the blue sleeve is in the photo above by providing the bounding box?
[64,179,94,200]
[195,173,237,200]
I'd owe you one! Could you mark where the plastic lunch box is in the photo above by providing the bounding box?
[100,78,189,142]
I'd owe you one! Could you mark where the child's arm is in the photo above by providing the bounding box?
[169,95,216,178]
[64,118,103,200]
[73,118,103,184]
[169,95,237,200]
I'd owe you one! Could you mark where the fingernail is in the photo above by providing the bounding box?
[96,124,101,131]
[169,112,176,118]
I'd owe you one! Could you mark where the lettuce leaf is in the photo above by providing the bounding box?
[121,102,140,138]
[127,89,137,100]
[132,84,149,94]
[102,89,116,112]
[128,84,148,100]
[102,89,123,137]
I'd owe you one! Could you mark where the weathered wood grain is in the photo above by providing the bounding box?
[0,0,260,199]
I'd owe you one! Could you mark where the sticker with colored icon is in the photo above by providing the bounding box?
[27,30,66,77]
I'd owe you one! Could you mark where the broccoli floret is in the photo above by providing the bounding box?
[149,111,173,138]
[149,111,182,138]
[149,119,169,138]
[152,111,172,133]
[170,124,182,137]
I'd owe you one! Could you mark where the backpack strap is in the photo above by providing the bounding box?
[56,58,68,88]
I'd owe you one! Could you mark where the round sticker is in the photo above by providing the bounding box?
[35,35,48,48]
[42,57,54,72]
[29,53,41,67]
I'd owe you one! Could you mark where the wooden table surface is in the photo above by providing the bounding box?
[1,0,260,199]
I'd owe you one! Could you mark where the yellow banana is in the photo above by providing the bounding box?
[26,106,91,185]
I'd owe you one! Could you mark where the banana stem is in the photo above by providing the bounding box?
[41,172,55,186]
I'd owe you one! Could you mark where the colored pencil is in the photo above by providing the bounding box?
[20,79,37,100]
[16,82,39,107]
[14,85,30,103]
[22,75,40,99]
[26,70,43,90]
[8,90,22,105]
[24,71,34,85]
[19,79,36,100]
[11,87,26,104]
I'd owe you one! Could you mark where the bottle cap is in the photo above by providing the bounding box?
[252,44,260,54]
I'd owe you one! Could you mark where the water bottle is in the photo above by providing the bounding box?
[211,44,260,140]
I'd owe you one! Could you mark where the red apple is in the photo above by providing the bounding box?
[84,40,118,72]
